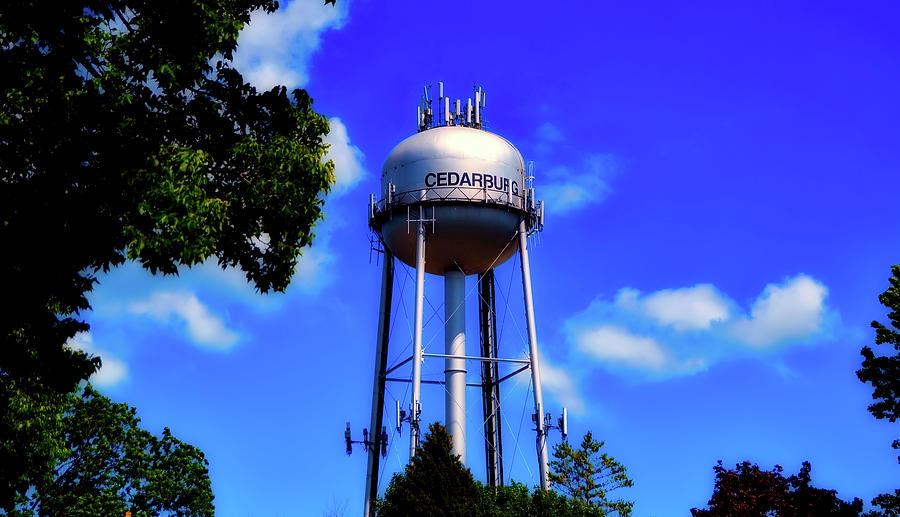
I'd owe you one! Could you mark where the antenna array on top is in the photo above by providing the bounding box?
[417,82,486,133]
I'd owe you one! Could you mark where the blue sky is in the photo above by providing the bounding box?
[74,1,900,515]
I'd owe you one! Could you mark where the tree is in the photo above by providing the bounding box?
[1,0,334,505]
[475,482,603,517]
[376,423,612,516]
[1,0,334,388]
[548,431,633,516]
[691,460,863,516]
[857,264,900,515]
[378,423,479,517]
[7,385,213,516]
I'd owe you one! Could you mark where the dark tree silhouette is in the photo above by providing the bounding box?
[1,0,334,507]
[378,423,479,517]
[857,265,900,515]
[691,461,862,516]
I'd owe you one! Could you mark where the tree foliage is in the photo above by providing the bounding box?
[1,0,333,388]
[691,461,863,517]
[1,0,334,505]
[548,432,633,516]
[857,264,900,515]
[378,423,479,517]
[6,385,213,516]
[475,482,604,517]
[377,423,608,517]
[1,380,72,513]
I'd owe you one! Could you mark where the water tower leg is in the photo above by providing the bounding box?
[478,269,503,487]
[364,252,393,517]
[518,219,550,490]
[444,269,466,464]
[410,211,426,458]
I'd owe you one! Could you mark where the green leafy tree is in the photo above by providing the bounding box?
[1,0,334,506]
[691,460,863,516]
[857,265,900,516]
[1,0,334,387]
[548,432,633,516]
[378,423,479,517]
[475,482,603,517]
[1,381,72,514]
[8,385,213,516]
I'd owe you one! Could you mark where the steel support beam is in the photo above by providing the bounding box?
[410,208,426,458]
[518,219,549,490]
[363,252,393,517]
[479,269,504,487]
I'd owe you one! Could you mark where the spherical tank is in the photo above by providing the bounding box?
[376,126,526,276]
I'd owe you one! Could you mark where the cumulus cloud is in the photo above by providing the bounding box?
[323,117,366,194]
[129,291,239,349]
[566,274,834,377]
[575,325,668,371]
[731,275,828,347]
[536,122,564,142]
[616,284,731,331]
[540,353,586,414]
[232,1,347,90]
[292,242,335,289]
[68,332,127,387]
[540,154,617,215]
[532,116,619,216]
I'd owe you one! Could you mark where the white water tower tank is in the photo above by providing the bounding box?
[376,125,527,275]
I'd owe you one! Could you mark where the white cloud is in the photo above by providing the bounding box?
[565,274,835,378]
[539,354,585,414]
[68,332,127,387]
[731,275,828,347]
[616,284,731,331]
[233,1,347,90]
[184,215,340,308]
[540,154,617,215]
[532,117,619,216]
[323,117,366,194]
[536,122,564,142]
[92,356,127,387]
[575,325,668,371]
[129,291,239,349]
[292,242,335,288]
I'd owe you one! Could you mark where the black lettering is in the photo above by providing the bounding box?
[484,175,494,190]
[512,181,519,195]
[503,178,510,192]
[448,172,459,186]
[472,173,482,188]
[460,172,471,186]
[425,173,437,187]
[437,172,448,187]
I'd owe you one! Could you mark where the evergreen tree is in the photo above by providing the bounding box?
[548,432,633,516]
[378,423,479,517]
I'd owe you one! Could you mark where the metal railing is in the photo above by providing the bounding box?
[368,184,543,234]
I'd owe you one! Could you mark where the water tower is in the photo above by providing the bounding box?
[360,83,563,516]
